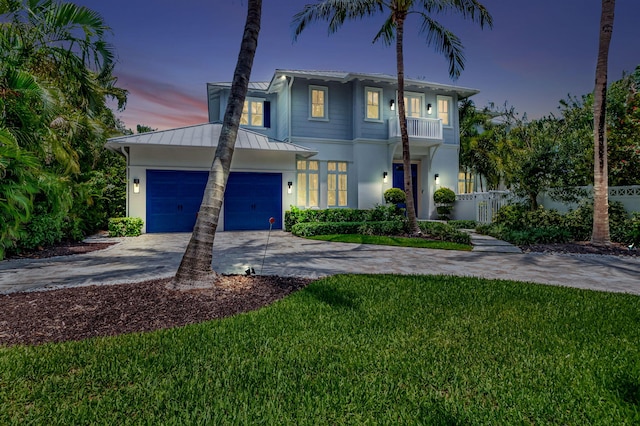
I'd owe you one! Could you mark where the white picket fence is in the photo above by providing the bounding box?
[454,191,511,223]
[455,186,640,224]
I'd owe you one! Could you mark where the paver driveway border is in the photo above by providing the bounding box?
[1,231,639,295]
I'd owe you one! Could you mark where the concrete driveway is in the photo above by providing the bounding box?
[1,231,639,295]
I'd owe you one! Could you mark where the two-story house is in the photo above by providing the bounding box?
[106,69,479,233]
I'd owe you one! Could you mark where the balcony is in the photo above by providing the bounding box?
[388,116,443,141]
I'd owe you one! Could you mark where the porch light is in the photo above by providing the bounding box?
[133,178,140,194]
[287,181,293,194]
[389,99,395,111]
[427,103,432,114]
[383,171,388,183]
[434,174,440,185]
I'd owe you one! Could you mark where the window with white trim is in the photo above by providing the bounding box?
[327,161,348,207]
[365,87,383,121]
[309,86,328,120]
[404,93,424,117]
[437,95,452,126]
[240,98,265,127]
[297,160,319,207]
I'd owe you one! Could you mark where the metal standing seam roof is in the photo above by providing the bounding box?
[105,123,317,157]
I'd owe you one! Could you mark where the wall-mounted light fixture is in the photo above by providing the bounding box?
[427,103,432,115]
[133,178,140,194]
[389,99,395,111]
[434,173,440,185]
[383,171,388,183]
[287,181,293,194]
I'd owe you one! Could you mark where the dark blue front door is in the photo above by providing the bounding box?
[392,163,418,215]
[146,170,282,232]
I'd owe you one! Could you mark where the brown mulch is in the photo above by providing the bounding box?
[0,275,313,347]
[521,241,638,257]
[5,241,117,260]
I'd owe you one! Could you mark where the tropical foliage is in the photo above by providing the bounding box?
[0,0,127,259]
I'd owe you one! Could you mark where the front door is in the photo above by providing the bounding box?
[392,163,418,216]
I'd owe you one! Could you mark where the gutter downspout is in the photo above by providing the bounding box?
[120,146,130,217]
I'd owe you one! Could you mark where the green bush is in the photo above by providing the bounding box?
[383,188,406,205]
[108,217,144,237]
[357,220,407,236]
[433,187,456,204]
[285,206,404,231]
[418,221,471,245]
[291,222,364,237]
[366,204,406,222]
[449,220,477,229]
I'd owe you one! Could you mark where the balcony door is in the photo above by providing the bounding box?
[404,94,423,118]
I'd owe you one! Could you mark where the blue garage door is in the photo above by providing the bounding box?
[224,172,282,231]
[146,170,282,232]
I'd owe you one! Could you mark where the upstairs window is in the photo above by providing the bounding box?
[437,95,452,126]
[309,86,328,120]
[365,87,383,121]
[297,160,319,207]
[327,161,348,207]
[404,93,423,118]
[240,98,270,127]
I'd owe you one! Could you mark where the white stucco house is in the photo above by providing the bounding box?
[106,69,479,233]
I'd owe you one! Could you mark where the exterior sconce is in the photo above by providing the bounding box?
[133,178,140,194]
[434,173,440,185]
[383,171,388,183]
[427,103,432,114]
[287,181,293,194]
[389,99,395,111]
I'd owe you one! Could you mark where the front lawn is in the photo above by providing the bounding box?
[2,275,639,424]
[307,234,472,250]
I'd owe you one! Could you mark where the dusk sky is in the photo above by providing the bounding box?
[75,0,640,131]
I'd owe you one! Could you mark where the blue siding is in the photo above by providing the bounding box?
[290,80,353,140]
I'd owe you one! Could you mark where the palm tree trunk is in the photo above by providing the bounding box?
[171,0,262,289]
[591,0,615,246]
[395,12,420,235]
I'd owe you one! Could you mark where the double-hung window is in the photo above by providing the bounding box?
[309,86,328,120]
[297,160,319,207]
[437,95,452,126]
[327,161,348,207]
[240,98,266,127]
[365,87,383,121]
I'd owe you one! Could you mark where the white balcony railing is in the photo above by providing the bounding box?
[388,117,443,140]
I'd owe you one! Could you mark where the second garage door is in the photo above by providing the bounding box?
[224,172,282,231]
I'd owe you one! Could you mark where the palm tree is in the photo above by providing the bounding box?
[172,0,262,289]
[293,0,492,233]
[591,0,615,246]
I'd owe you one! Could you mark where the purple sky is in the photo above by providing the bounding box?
[75,0,640,131]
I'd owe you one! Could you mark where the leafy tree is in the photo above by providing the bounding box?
[173,0,262,288]
[0,0,127,257]
[293,0,492,234]
[136,124,157,133]
[592,0,615,246]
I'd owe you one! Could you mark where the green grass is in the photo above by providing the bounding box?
[307,233,473,250]
[2,275,640,424]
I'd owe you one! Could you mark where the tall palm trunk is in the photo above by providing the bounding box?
[591,0,615,246]
[395,11,420,235]
[172,0,262,289]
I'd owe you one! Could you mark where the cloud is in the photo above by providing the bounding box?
[115,71,208,129]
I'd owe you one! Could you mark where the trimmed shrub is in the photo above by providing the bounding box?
[358,220,407,236]
[108,217,144,237]
[384,188,406,205]
[418,221,471,245]
[291,222,364,237]
[448,220,477,229]
[433,187,456,204]
[366,204,406,222]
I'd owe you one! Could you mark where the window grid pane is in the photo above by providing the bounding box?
[311,89,325,118]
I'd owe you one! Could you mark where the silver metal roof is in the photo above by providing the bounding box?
[106,123,316,157]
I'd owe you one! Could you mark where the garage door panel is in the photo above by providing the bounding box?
[146,170,281,233]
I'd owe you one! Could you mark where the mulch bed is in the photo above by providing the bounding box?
[521,241,638,257]
[5,241,117,260]
[0,275,313,347]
